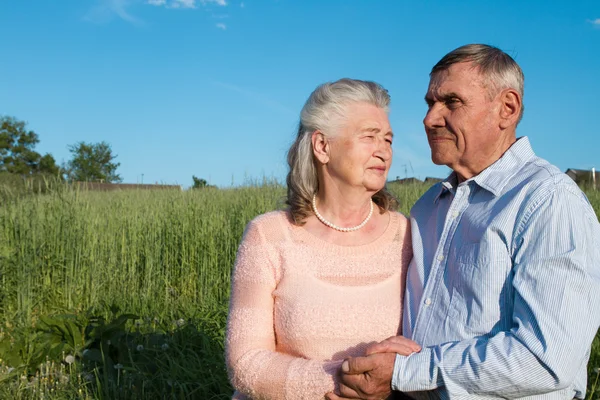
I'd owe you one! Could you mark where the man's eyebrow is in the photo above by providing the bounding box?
[440,92,461,100]
[425,92,462,104]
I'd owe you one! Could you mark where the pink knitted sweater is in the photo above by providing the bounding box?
[225,210,412,400]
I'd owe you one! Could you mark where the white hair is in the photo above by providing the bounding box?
[286,78,396,225]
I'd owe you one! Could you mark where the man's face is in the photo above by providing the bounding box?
[423,62,503,180]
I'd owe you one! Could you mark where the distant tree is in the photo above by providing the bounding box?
[39,153,61,176]
[65,141,122,183]
[0,116,61,175]
[192,176,208,189]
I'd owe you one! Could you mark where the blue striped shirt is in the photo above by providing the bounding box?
[392,137,600,399]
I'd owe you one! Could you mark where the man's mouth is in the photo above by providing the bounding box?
[428,135,454,143]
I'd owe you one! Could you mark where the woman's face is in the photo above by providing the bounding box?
[325,102,393,193]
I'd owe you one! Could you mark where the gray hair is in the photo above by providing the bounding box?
[431,44,524,123]
[286,78,398,225]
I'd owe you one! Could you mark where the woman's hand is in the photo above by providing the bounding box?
[365,335,421,356]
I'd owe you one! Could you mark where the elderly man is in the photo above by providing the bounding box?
[328,44,600,399]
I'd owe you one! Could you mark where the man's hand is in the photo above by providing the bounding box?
[325,336,421,400]
[326,352,396,400]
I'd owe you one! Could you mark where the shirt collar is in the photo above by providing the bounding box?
[434,172,457,203]
[433,136,535,202]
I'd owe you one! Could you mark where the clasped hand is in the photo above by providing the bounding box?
[325,336,421,400]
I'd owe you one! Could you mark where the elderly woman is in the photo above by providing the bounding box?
[225,79,415,399]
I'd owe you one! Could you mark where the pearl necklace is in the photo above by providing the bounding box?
[311,194,374,232]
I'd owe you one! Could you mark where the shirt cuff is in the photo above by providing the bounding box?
[391,348,440,392]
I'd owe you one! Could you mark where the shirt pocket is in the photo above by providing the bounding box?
[447,242,511,335]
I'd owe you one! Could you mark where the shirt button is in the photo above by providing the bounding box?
[424,298,432,306]
[437,254,444,261]
[452,211,459,218]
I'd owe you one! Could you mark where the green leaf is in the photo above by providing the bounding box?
[65,320,83,349]
[38,315,70,338]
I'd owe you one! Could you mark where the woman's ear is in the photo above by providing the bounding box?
[312,131,329,164]
[498,88,522,129]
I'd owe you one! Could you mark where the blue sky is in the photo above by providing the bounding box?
[1,1,599,187]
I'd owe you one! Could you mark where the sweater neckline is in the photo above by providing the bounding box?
[286,210,400,255]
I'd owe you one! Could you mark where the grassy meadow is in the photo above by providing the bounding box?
[0,181,599,399]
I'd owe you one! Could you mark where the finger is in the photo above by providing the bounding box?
[325,391,359,400]
[367,337,421,355]
[343,356,377,375]
[365,342,414,356]
[338,382,362,399]
[383,336,422,352]
[365,342,385,355]
[339,370,363,388]
[325,393,355,400]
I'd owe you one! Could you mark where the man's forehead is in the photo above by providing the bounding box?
[426,74,445,96]
[426,74,454,99]
[429,68,451,85]
[426,63,486,96]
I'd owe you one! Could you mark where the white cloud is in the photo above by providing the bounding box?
[86,0,229,25]
[171,0,196,8]
[84,0,144,26]
[216,23,227,30]
[202,0,227,5]
[592,18,600,26]
[146,0,227,9]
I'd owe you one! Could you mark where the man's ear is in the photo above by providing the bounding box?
[498,88,522,129]
[312,131,329,164]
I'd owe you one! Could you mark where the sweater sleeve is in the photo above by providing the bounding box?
[225,218,342,400]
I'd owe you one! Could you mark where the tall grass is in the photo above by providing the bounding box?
[0,172,64,203]
[0,184,287,398]
[1,185,284,321]
[0,182,598,398]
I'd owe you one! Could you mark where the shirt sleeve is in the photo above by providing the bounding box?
[225,219,342,400]
[392,184,600,397]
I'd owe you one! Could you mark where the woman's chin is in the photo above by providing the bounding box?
[363,180,387,193]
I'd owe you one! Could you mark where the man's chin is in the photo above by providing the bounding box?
[430,154,452,166]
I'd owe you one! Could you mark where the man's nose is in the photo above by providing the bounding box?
[423,103,445,129]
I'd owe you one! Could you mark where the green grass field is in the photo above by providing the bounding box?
[0,182,599,399]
